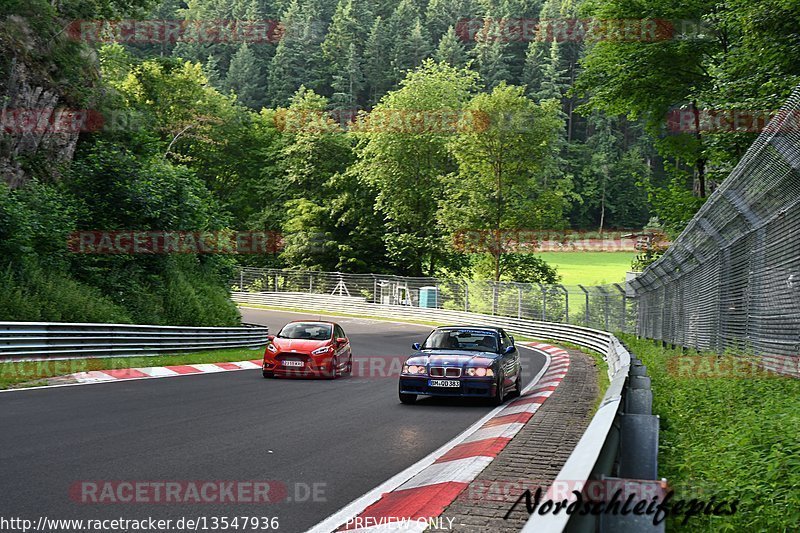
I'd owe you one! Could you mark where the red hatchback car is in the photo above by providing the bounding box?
[262,321,352,379]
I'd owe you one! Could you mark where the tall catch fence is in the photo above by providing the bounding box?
[231,267,637,334]
[630,87,800,366]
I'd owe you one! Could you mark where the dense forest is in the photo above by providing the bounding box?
[1,0,799,324]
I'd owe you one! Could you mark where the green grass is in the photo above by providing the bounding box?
[0,347,265,390]
[537,251,635,285]
[621,335,800,531]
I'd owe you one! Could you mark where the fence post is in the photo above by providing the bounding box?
[464,283,469,312]
[538,284,546,321]
[239,270,244,291]
[579,284,590,325]
[597,286,610,331]
[613,283,626,333]
[559,285,569,324]
[517,284,522,319]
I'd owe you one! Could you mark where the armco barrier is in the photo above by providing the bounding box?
[0,321,269,360]
[235,292,661,532]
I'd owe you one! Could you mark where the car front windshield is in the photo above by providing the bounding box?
[422,329,499,353]
[277,323,332,341]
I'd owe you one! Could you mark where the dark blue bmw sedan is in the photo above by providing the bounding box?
[398,326,522,405]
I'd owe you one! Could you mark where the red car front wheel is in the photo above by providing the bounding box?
[327,357,338,380]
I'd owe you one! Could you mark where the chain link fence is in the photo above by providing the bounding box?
[231,267,637,333]
[630,87,800,363]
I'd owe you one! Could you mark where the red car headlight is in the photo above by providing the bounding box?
[312,346,332,355]
[266,343,278,353]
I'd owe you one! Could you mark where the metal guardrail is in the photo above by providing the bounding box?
[233,291,614,354]
[0,322,270,360]
[234,291,660,532]
[231,267,637,334]
[522,341,662,533]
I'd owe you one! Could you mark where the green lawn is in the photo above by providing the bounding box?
[538,251,635,286]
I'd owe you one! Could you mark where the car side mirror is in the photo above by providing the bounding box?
[412,342,421,351]
[267,335,275,341]
[509,335,515,345]
[504,346,515,354]
[336,337,348,344]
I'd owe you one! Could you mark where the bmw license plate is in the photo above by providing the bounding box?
[428,379,460,388]
[282,360,304,367]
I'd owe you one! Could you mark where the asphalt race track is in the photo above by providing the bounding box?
[0,309,546,533]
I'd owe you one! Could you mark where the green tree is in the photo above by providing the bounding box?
[225,43,265,109]
[425,0,480,44]
[442,84,564,282]
[363,16,393,105]
[330,43,365,110]
[471,15,512,89]
[352,61,480,276]
[276,88,359,270]
[266,0,326,106]
[568,115,652,231]
[392,18,433,78]
[576,0,800,214]
[203,54,223,88]
[321,0,373,107]
[435,26,469,68]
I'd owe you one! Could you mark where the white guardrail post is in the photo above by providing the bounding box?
[232,292,662,533]
[0,322,269,360]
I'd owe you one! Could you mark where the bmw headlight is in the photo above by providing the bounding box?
[402,364,427,375]
[466,367,494,377]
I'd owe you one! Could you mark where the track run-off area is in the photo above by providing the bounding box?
[0,308,548,533]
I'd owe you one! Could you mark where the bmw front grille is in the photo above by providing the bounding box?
[430,367,462,378]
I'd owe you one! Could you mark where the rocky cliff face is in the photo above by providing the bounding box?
[1,59,84,188]
[1,13,92,189]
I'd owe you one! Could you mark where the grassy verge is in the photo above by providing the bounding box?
[537,251,635,285]
[620,335,800,531]
[0,346,265,390]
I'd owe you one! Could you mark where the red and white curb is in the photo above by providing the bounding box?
[307,342,571,533]
[62,360,263,384]
[0,359,264,392]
